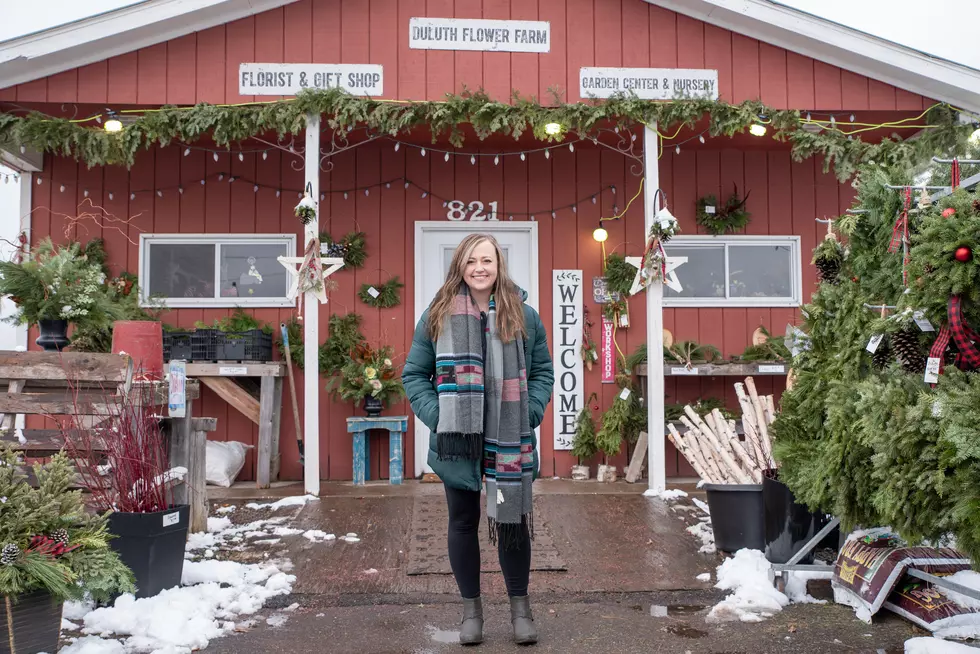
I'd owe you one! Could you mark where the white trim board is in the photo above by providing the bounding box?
[0,0,299,90]
[645,0,980,112]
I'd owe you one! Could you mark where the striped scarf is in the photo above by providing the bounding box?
[434,285,534,548]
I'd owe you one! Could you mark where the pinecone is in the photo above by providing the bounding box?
[815,255,841,285]
[871,338,892,369]
[1,543,19,565]
[892,327,925,373]
[50,528,69,547]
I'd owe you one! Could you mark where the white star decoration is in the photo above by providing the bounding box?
[626,255,687,295]
[278,255,345,305]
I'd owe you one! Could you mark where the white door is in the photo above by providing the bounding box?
[413,222,539,476]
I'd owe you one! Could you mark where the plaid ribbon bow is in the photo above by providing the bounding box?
[887,186,913,285]
[927,296,980,382]
[952,158,961,189]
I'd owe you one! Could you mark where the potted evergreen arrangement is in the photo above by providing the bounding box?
[0,239,120,351]
[328,343,405,416]
[0,446,134,653]
[570,394,598,480]
[63,386,189,599]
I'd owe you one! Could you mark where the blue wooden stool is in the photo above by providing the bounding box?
[346,416,408,485]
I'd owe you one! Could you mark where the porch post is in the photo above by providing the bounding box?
[303,114,321,496]
[643,123,666,493]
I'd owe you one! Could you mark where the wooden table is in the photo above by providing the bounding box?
[184,362,285,489]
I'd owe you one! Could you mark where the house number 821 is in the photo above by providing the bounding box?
[446,200,499,221]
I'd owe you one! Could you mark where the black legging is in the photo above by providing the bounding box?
[445,485,531,599]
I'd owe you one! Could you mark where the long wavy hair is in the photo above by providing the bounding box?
[427,233,526,343]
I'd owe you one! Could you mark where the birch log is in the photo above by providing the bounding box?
[735,384,768,468]
[667,424,714,483]
[713,409,762,483]
[685,406,750,484]
[679,415,729,483]
[744,377,773,467]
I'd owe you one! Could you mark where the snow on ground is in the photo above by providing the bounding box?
[245,494,320,511]
[57,495,353,653]
[696,573,711,582]
[905,637,980,653]
[643,488,689,500]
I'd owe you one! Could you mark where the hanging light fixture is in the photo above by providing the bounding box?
[544,122,563,136]
[749,114,768,137]
[592,223,608,243]
[103,110,123,133]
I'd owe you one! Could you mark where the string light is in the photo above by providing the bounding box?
[520,152,526,161]
[213,153,219,162]
[675,145,681,154]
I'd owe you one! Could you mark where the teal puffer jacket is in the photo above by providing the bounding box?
[401,297,555,491]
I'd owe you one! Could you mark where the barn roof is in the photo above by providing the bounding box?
[0,0,978,112]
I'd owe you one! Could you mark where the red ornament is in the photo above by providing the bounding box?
[955,246,972,262]
[943,208,956,218]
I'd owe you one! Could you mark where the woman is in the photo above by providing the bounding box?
[402,233,555,646]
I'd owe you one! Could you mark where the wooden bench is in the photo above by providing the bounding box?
[0,351,213,532]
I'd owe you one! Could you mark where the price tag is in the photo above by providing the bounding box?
[704,205,716,215]
[924,357,941,384]
[866,334,884,353]
[367,286,380,298]
[671,367,699,376]
[618,387,632,401]
[219,366,248,375]
[163,511,180,528]
[757,364,785,373]
[913,311,935,332]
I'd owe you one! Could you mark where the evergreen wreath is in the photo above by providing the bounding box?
[602,253,636,297]
[319,230,367,269]
[358,276,404,308]
[696,185,752,235]
[321,312,367,377]
[0,88,969,183]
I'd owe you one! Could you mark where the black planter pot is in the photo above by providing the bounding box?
[704,483,765,553]
[108,505,189,598]
[0,589,63,654]
[762,472,831,564]
[35,319,70,352]
[363,395,383,417]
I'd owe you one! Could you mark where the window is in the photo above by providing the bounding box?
[663,236,802,307]
[140,234,296,307]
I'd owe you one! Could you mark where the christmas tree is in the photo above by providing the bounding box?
[772,136,980,558]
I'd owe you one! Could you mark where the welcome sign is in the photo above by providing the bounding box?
[410,18,550,53]
[553,270,583,451]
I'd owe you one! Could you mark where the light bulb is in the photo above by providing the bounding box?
[103,117,123,133]
[749,123,767,137]
[544,122,563,136]
[970,127,980,146]
[593,226,608,242]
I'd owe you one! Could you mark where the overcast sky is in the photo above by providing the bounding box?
[0,1,975,69]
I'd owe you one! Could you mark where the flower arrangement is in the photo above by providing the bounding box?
[0,238,121,329]
[0,446,134,603]
[328,343,406,407]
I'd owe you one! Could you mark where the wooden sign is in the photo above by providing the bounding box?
[239,63,383,96]
[601,315,615,384]
[579,67,719,100]
[553,270,583,451]
[592,276,620,304]
[410,18,550,52]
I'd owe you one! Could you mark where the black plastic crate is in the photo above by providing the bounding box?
[163,331,195,361]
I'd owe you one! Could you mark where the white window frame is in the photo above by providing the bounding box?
[663,235,802,308]
[139,233,297,308]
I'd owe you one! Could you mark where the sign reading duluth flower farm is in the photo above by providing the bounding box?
[553,270,583,451]
[579,67,719,100]
[409,18,550,53]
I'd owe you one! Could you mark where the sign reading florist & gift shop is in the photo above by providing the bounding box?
[240,63,383,96]
[553,270,583,451]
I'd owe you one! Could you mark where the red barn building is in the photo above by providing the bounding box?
[1,0,977,487]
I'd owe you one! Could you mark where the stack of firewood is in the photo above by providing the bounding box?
[666,377,776,484]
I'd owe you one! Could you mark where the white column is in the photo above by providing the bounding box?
[303,115,321,496]
[643,124,665,494]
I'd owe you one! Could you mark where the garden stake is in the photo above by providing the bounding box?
[280,323,305,464]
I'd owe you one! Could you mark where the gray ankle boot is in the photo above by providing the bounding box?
[509,595,538,645]
[459,596,484,645]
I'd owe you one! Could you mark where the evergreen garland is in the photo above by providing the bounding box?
[696,186,752,234]
[602,253,635,297]
[0,88,968,182]
[358,276,404,308]
[320,231,368,269]
[321,313,367,376]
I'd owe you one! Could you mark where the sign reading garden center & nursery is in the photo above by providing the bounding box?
[239,63,384,96]
[409,18,550,52]
[553,270,583,451]
[579,68,719,100]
